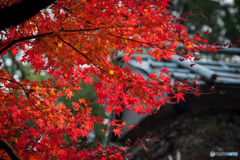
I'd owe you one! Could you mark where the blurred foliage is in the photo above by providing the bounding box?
[0,50,48,81]
[169,0,240,45]
[0,49,108,148]
[197,51,240,63]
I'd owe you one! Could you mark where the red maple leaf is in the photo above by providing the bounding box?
[135,56,142,64]
[82,142,88,146]
[194,36,201,41]
[195,31,200,37]
[122,54,132,63]
[179,57,185,61]
[214,40,220,46]
[113,105,124,116]
[11,47,18,56]
[105,105,113,114]
[220,90,227,95]
[194,57,200,61]
[194,75,198,80]
[96,116,104,124]
[132,105,145,116]
[204,29,209,35]
[210,84,216,91]
[159,73,166,80]
[84,76,94,86]
[190,63,196,67]
[174,93,185,103]
[127,124,138,131]
[122,121,126,126]
[113,128,122,137]
[162,67,171,76]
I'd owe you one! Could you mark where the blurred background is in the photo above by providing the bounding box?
[169,0,240,63]
[169,0,239,45]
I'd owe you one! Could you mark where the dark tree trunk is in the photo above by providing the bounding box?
[0,0,56,30]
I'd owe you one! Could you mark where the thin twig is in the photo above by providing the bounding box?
[57,35,106,73]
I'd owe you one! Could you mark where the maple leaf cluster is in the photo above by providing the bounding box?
[0,0,233,159]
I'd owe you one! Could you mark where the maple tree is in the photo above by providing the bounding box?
[0,0,239,159]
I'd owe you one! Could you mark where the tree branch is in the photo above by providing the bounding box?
[0,28,101,55]
[0,140,21,160]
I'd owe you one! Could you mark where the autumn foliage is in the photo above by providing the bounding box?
[0,0,235,159]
